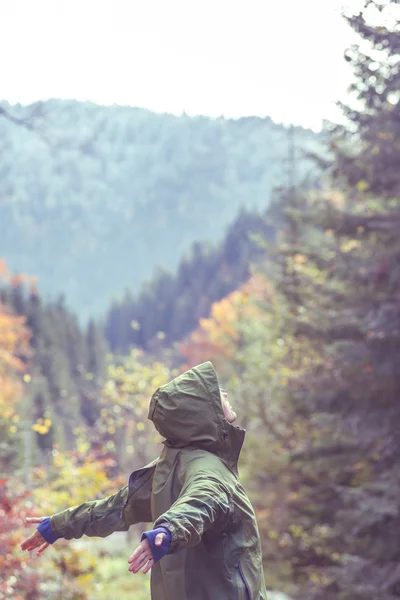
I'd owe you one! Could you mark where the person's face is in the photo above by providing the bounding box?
[220,389,237,423]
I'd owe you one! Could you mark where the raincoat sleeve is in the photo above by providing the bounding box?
[49,485,131,540]
[154,465,233,552]
[49,460,158,540]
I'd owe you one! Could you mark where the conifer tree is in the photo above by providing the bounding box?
[261,2,400,597]
[333,0,400,196]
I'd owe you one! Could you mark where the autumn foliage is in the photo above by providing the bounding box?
[0,261,31,416]
[180,273,273,371]
[0,483,41,599]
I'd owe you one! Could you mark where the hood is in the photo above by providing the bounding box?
[148,361,245,474]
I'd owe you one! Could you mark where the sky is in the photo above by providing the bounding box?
[1,0,365,131]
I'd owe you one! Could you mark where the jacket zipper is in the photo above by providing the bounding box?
[119,470,153,519]
[238,562,251,600]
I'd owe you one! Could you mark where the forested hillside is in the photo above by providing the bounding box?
[0,267,108,462]
[105,209,274,352]
[0,100,322,319]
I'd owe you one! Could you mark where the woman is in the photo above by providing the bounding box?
[21,361,267,599]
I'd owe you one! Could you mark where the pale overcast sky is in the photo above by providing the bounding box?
[1,0,364,130]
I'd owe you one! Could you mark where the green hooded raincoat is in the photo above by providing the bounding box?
[50,362,268,600]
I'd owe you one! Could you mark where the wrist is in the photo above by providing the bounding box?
[37,517,60,544]
[141,527,171,563]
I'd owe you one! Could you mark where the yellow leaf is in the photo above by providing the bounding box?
[341,239,360,253]
[356,180,369,192]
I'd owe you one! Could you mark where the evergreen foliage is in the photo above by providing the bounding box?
[255,3,400,597]
[1,284,108,448]
[105,209,274,352]
[332,0,400,197]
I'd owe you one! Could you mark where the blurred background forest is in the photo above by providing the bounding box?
[1,0,399,599]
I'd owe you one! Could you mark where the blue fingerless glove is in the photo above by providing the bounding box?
[141,526,171,563]
[37,517,60,544]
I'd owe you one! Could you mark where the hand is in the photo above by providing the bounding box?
[20,517,50,556]
[128,532,166,575]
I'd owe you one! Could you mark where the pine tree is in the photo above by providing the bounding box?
[333,0,400,197]
[261,3,400,597]
[80,319,108,427]
[2,284,109,449]
[86,319,107,379]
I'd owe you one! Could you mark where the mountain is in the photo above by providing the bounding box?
[0,99,323,319]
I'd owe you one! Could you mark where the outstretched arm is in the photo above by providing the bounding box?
[49,485,131,540]
[126,472,231,577]
[20,459,158,553]
[126,454,233,575]
[153,470,232,552]
[20,485,131,555]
